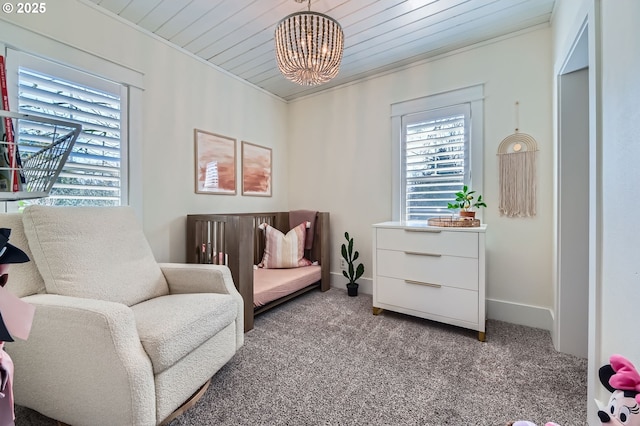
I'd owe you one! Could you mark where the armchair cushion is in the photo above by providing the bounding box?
[160,263,244,349]
[22,205,169,306]
[131,293,237,374]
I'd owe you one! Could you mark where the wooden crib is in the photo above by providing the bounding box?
[186,212,330,331]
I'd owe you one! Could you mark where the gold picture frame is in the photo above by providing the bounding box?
[241,141,272,197]
[194,129,236,195]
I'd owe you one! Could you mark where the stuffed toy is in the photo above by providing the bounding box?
[507,421,560,426]
[0,228,33,426]
[598,354,640,425]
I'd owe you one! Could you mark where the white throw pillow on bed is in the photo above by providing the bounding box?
[259,222,312,269]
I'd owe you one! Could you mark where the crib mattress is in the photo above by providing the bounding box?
[253,265,322,307]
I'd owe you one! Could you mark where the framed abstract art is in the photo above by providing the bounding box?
[194,129,236,195]
[241,141,272,197]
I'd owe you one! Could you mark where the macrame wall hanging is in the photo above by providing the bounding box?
[497,102,539,217]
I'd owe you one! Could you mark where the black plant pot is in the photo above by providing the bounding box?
[347,283,358,297]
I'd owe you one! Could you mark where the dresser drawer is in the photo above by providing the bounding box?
[376,249,478,291]
[376,227,478,258]
[375,276,478,324]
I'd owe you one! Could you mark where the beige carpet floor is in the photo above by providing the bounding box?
[15,288,588,425]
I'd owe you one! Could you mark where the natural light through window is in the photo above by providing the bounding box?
[403,106,469,220]
[17,66,124,206]
[391,85,484,222]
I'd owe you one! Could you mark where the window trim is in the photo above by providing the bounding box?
[0,23,144,212]
[10,50,128,206]
[391,84,484,222]
[0,21,144,90]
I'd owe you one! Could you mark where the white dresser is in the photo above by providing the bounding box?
[372,221,487,341]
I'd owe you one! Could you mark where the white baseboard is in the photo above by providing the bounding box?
[329,273,553,332]
[330,272,373,295]
[486,298,553,331]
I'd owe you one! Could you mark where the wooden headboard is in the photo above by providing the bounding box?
[186,212,330,331]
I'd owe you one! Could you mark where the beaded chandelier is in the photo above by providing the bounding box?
[274,0,344,86]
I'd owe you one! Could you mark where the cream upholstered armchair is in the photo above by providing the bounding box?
[1,205,244,426]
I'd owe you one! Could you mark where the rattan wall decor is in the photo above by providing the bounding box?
[497,102,538,217]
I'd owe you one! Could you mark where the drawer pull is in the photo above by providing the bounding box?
[404,250,442,258]
[404,279,442,288]
[404,228,442,233]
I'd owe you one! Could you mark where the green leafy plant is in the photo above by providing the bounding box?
[447,185,487,212]
[341,232,364,286]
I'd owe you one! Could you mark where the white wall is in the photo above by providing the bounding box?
[553,0,640,423]
[0,0,289,262]
[287,27,555,327]
[556,67,589,359]
[598,0,640,413]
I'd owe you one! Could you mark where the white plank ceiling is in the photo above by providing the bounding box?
[87,0,556,101]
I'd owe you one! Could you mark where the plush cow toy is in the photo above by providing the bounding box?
[598,354,640,425]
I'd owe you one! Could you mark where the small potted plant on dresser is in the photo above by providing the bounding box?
[341,232,364,297]
[447,185,487,219]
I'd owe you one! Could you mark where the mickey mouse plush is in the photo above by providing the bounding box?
[598,354,640,425]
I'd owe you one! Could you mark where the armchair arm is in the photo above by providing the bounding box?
[159,263,238,295]
[159,263,244,347]
[4,294,156,426]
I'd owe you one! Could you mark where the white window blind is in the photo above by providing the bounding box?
[391,85,483,222]
[16,65,124,206]
[402,104,470,220]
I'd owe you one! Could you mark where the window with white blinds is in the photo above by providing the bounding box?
[391,85,484,222]
[15,59,125,206]
[402,104,470,220]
